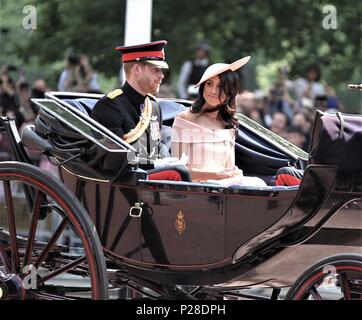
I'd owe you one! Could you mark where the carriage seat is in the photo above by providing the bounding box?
[62,98,186,122]
[158,100,186,124]
[63,98,98,116]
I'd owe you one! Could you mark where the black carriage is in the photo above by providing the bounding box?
[0,90,361,300]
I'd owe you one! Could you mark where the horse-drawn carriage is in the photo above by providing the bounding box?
[0,90,361,300]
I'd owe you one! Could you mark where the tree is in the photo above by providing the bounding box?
[152,0,361,111]
[1,0,361,110]
[14,0,126,76]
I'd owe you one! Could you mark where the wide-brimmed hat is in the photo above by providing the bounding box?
[194,56,251,88]
[115,40,169,69]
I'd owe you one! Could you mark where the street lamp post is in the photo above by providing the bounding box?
[120,0,153,84]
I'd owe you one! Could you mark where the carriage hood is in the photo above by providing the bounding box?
[25,94,138,182]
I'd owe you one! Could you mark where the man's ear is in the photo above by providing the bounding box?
[133,63,144,75]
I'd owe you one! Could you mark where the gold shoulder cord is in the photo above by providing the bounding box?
[123,96,153,144]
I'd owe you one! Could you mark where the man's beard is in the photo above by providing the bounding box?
[139,77,160,95]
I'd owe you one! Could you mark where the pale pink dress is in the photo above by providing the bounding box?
[171,117,243,181]
[171,117,267,187]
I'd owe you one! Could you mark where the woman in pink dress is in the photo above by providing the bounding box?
[171,57,266,187]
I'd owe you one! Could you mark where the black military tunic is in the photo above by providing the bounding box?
[91,81,162,169]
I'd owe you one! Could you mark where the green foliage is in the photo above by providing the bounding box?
[153,0,361,111]
[21,0,126,75]
[0,0,361,111]
[0,0,29,63]
[256,60,289,92]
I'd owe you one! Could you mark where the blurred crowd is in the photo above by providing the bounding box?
[234,63,342,151]
[0,47,344,168]
[57,54,102,93]
[174,43,344,152]
[0,63,48,163]
[0,53,101,170]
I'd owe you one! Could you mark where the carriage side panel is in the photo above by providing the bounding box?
[59,168,142,261]
[225,189,299,259]
[138,188,226,265]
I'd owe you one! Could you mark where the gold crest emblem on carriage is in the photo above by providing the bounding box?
[175,211,186,235]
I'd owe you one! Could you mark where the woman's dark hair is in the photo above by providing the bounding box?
[305,64,321,82]
[191,70,239,128]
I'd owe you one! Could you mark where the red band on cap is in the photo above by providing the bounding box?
[122,50,165,62]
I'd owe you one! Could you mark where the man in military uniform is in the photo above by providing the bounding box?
[91,40,190,181]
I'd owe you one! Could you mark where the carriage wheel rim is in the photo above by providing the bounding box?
[0,171,102,299]
[294,265,362,300]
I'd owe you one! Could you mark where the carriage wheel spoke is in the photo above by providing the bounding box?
[0,242,11,273]
[34,217,69,269]
[0,164,106,300]
[4,181,20,273]
[310,285,322,300]
[38,256,87,285]
[23,190,43,269]
[339,273,351,300]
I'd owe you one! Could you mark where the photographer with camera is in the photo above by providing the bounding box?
[0,65,23,160]
[0,66,17,114]
[57,54,101,93]
[267,66,294,123]
[57,53,81,92]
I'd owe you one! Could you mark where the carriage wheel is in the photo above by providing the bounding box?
[285,254,362,300]
[0,162,108,300]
